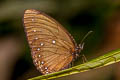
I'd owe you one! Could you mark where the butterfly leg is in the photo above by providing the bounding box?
[81,54,87,63]
[70,54,87,67]
[70,60,74,67]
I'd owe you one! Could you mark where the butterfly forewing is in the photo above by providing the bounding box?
[23,9,76,74]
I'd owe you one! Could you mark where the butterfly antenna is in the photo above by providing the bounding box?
[80,31,93,45]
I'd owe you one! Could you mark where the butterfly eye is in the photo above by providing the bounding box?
[23,9,77,74]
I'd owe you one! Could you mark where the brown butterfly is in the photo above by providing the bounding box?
[23,9,90,74]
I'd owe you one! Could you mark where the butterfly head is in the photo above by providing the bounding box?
[74,31,93,58]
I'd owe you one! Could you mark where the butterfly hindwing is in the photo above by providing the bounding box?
[23,9,75,74]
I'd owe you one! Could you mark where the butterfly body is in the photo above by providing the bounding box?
[23,9,82,74]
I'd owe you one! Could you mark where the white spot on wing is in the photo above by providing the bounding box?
[45,67,48,70]
[52,40,56,44]
[38,54,41,57]
[37,48,40,51]
[33,30,36,32]
[32,19,34,21]
[35,37,38,40]
[40,43,44,46]
[41,61,44,64]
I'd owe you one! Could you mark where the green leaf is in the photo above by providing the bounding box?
[28,49,120,80]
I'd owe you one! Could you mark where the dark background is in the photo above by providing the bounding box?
[0,0,120,80]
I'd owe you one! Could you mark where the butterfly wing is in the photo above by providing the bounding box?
[23,9,76,74]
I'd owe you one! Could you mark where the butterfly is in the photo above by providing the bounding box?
[23,9,91,74]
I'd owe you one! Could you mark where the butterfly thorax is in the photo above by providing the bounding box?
[73,43,84,59]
